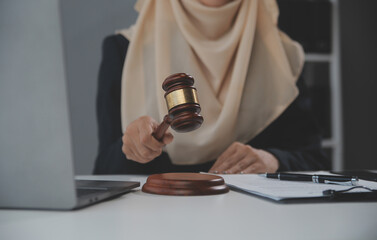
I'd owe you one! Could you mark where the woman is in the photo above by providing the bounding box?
[94,0,330,175]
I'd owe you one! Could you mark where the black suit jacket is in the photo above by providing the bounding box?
[93,34,330,174]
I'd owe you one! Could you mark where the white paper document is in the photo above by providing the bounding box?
[219,172,377,201]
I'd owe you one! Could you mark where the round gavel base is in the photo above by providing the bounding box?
[142,173,229,196]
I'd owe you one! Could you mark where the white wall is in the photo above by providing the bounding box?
[60,0,137,174]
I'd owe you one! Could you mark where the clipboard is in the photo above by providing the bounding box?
[219,172,377,203]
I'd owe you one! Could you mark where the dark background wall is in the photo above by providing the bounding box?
[340,0,377,169]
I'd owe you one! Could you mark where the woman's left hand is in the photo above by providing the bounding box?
[209,142,279,174]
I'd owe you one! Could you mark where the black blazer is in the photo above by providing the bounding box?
[93,34,330,174]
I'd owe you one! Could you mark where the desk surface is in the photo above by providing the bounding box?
[1,175,377,240]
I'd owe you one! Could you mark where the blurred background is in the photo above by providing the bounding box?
[1,0,377,174]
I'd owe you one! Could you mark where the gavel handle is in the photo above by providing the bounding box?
[152,115,172,141]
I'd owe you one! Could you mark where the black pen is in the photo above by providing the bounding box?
[261,173,359,186]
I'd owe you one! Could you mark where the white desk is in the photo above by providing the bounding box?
[1,175,377,240]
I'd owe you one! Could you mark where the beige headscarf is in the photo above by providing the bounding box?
[118,0,304,165]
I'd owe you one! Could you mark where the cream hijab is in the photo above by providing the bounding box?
[118,0,304,165]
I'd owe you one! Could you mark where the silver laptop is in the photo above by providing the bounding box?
[0,0,139,210]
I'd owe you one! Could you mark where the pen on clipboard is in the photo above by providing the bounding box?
[260,173,359,186]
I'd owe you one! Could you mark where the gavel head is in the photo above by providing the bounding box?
[162,73,204,132]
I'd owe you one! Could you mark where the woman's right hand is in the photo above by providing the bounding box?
[122,116,174,164]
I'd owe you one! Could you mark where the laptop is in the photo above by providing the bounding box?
[0,1,139,210]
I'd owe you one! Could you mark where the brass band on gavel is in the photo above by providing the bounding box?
[165,88,199,111]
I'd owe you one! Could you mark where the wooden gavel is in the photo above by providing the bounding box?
[153,73,204,141]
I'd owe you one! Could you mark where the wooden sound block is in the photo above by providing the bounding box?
[142,173,229,196]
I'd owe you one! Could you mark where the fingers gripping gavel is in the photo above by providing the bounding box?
[152,73,204,141]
